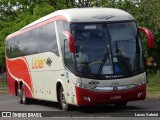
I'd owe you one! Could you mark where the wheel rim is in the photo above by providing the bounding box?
[22,86,26,103]
[22,90,25,102]
[60,88,67,109]
[18,89,21,102]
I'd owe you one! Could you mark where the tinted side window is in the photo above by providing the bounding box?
[6,22,60,58]
[21,32,29,56]
[64,40,74,72]
[6,35,27,58]
[8,32,29,58]
[46,22,59,55]
[28,29,38,55]
[6,39,12,58]
[14,35,21,57]
[38,26,46,53]
[6,40,10,57]
[10,37,19,58]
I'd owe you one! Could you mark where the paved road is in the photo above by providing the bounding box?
[0,93,160,119]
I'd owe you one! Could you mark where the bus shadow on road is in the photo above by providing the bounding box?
[28,99,145,112]
[28,99,59,109]
[78,104,144,113]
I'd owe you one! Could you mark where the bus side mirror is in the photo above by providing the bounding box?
[138,27,154,49]
[139,28,157,74]
[63,31,75,53]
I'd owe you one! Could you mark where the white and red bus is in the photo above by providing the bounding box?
[6,8,154,110]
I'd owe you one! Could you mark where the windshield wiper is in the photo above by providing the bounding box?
[97,52,109,75]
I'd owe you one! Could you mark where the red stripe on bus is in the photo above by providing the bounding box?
[6,15,67,40]
[23,56,34,97]
[6,57,33,97]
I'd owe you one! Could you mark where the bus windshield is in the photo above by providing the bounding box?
[71,22,144,75]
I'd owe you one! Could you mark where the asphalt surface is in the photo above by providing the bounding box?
[0,93,160,119]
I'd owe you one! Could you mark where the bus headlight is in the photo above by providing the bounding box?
[75,82,90,89]
[75,82,82,87]
[131,75,146,86]
[133,79,146,86]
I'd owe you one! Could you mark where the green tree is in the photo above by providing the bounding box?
[1,0,160,72]
[0,0,55,72]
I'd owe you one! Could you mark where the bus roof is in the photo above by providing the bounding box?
[7,8,134,39]
[58,8,134,22]
[21,8,134,30]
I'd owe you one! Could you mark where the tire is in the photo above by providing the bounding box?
[15,83,19,96]
[58,86,70,111]
[18,87,23,104]
[18,84,29,104]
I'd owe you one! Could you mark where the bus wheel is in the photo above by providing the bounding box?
[115,102,127,107]
[18,88,23,104]
[59,86,69,111]
[18,84,29,104]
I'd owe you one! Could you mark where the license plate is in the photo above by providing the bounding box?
[110,96,121,100]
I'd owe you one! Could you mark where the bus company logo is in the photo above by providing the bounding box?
[88,81,99,85]
[88,81,99,89]
[92,14,115,20]
[46,57,52,67]
[32,57,46,69]
[113,86,118,92]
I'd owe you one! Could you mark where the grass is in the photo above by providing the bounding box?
[0,80,8,92]
[146,70,160,97]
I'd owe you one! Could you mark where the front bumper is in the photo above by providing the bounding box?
[75,83,146,106]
